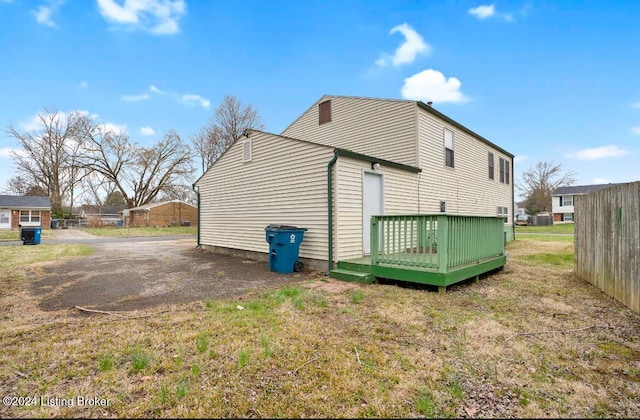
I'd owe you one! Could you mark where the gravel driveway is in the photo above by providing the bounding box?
[30,230,312,312]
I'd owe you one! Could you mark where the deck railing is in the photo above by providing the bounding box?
[370,214,505,272]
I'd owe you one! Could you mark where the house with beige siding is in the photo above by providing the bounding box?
[195,95,514,279]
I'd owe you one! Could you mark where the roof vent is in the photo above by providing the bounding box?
[427,101,433,106]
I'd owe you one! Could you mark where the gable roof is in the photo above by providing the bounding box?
[126,200,196,212]
[282,94,514,159]
[552,184,621,196]
[79,205,128,215]
[0,195,51,209]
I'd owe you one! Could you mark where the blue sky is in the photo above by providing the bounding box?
[1,0,639,200]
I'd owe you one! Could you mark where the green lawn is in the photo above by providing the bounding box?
[2,230,639,418]
[515,222,574,234]
[83,226,196,237]
[0,228,56,242]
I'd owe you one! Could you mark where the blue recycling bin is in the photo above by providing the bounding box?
[265,225,308,273]
[21,227,42,245]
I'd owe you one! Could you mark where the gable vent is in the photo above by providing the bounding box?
[242,139,252,163]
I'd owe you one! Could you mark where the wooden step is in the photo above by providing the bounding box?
[329,268,374,284]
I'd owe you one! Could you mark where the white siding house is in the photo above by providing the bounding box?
[552,184,620,223]
[195,95,514,272]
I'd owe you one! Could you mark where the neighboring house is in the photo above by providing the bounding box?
[195,95,515,274]
[515,201,527,216]
[552,184,619,223]
[0,195,51,230]
[77,204,127,226]
[121,200,197,228]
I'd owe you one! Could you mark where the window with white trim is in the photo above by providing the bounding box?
[505,159,510,184]
[444,129,454,168]
[488,152,494,180]
[563,213,574,221]
[20,210,40,223]
[562,195,573,206]
[497,206,508,223]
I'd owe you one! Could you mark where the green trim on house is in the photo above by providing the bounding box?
[334,148,422,173]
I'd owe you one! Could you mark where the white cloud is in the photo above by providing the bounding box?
[99,122,127,134]
[468,3,514,22]
[97,0,186,35]
[19,114,45,131]
[375,23,430,67]
[1,0,15,4]
[0,148,16,158]
[122,93,150,101]
[566,145,631,160]
[181,94,210,108]
[593,177,611,184]
[140,126,155,136]
[19,110,126,135]
[401,69,470,104]
[32,1,65,27]
[468,4,495,19]
[514,155,528,163]
[631,102,640,108]
[632,127,640,135]
[79,81,88,88]
[149,84,165,94]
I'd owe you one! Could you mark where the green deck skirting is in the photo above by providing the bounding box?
[337,255,506,288]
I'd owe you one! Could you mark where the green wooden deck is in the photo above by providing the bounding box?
[330,214,507,290]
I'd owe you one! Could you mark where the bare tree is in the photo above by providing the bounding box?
[5,110,90,216]
[517,161,576,214]
[3,176,47,196]
[192,95,264,172]
[80,128,195,208]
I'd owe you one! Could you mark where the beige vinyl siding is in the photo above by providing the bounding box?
[282,96,418,167]
[334,156,420,261]
[196,132,334,260]
[417,109,513,224]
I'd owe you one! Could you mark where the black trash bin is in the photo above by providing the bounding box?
[50,219,59,229]
[264,225,308,273]
[21,227,42,245]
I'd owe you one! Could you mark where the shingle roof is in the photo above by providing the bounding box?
[0,195,51,208]
[552,184,620,196]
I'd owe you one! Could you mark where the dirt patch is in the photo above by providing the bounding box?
[32,238,318,311]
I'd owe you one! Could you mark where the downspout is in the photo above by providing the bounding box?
[327,150,339,274]
[511,157,515,242]
[192,183,200,248]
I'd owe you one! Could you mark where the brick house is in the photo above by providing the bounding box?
[0,195,52,230]
[121,200,197,228]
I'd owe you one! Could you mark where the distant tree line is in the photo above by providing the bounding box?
[3,95,262,218]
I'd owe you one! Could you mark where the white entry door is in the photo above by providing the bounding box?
[363,171,383,255]
[0,209,10,229]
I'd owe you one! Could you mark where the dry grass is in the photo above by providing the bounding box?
[1,237,639,418]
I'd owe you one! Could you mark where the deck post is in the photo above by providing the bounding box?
[437,215,449,274]
[370,216,379,265]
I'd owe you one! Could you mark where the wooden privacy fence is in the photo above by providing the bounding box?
[574,182,640,313]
